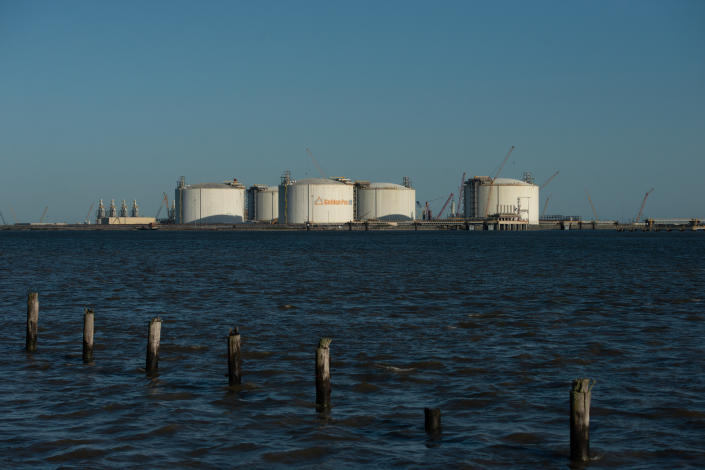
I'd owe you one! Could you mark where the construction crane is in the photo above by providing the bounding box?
[84,202,95,224]
[435,193,454,220]
[39,206,48,223]
[540,170,559,190]
[542,194,552,218]
[0,211,6,225]
[483,146,515,218]
[305,148,326,179]
[635,188,655,223]
[155,193,169,220]
[457,171,466,216]
[585,190,598,221]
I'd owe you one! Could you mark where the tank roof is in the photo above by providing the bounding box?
[365,182,411,190]
[187,182,245,189]
[470,177,535,186]
[294,178,346,185]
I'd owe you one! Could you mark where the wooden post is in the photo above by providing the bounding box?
[82,308,95,363]
[570,378,594,462]
[146,317,162,374]
[315,337,332,410]
[424,408,441,435]
[26,292,39,352]
[227,327,242,385]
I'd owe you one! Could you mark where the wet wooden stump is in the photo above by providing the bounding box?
[82,308,95,363]
[26,292,39,352]
[316,337,332,410]
[228,327,242,385]
[424,408,441,435]
[146,317,162,375]
[570,378,595,462]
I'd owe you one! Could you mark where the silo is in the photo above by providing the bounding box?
[175,178,246,224]
[247,185,279,222]
[356,182,416,221]
[463,177,539,224]
[284,178,354,224]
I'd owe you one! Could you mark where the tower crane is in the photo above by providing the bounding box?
[542,194,552,218]
[483,146,515,218]
[635,188,654,223]
[540,170,559,190]
[457,172,466,217]
[585,190,598,221]
[84,202,95,224]
[435,193,454,220]
[305,148,327,179]
[39,206,48,223]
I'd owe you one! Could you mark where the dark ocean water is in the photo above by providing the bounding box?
[0,230,704,469]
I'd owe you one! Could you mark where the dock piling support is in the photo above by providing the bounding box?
[228,327,242,385]
[146,317,162,375]
[424,408,441,435]
[26,292,39,352]
[82,308,95,363]
[316,337,332,410]
[570,378,594,462]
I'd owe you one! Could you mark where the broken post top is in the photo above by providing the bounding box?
[150,317,162,323]
[84,307,94,314]
[318,337,332,349]
[571,378,595,393]
[230,327,240,336]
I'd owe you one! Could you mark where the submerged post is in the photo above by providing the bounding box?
[26,292,39,352]
[315,337,332,410]
[424,408,441,435]
[227,327,242,385]
[146,317,162,374]
[82,308,95,363]
[570,378,594,462]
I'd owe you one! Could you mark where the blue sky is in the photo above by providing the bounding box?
[1,0,703,222]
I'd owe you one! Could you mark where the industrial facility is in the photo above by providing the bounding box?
[175,177,246,224]
[95,199,156,225]
[463,176,540,225]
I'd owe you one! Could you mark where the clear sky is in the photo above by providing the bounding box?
[1,0,703,223]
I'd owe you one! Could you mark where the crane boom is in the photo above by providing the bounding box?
[84,202,95,224]
[542,194,552,218]
[483,146,515,218]
[635,188,655,223]
[435,193,454,220]
[305,148,326,179]
[457,171,466,216]
[540,170,559,190]
[585,190,598,221]
[0,211,6,225]
[40,206,48,223]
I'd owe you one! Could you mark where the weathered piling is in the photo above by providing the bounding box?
[570,378,594,462]
[424,408,442,435]
[82,308,95,363]
[146,317,162,374]
[227,327,242,385]
[26,292,39,352]
[315,337,332,409]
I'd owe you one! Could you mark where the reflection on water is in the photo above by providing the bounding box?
[0,230,704,468]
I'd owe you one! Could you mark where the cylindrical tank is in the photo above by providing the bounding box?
[356,182,415,221]
[175,179,246,224]
[464,177,539,224]
[283,178,354,224]
[247,185,279,222]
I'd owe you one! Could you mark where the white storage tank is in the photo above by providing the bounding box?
[175,178,246,224]
[281,178,354,224]
[247,185,279,222]
[356,182,415,221]
[464,177,539,224]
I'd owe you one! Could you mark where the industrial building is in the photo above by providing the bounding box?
[355,181,415,221]
[175,177,246,224]
[247,185,279,222]
[278,175,354,224]
[95,199,156,225]
[464,176,539,224]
